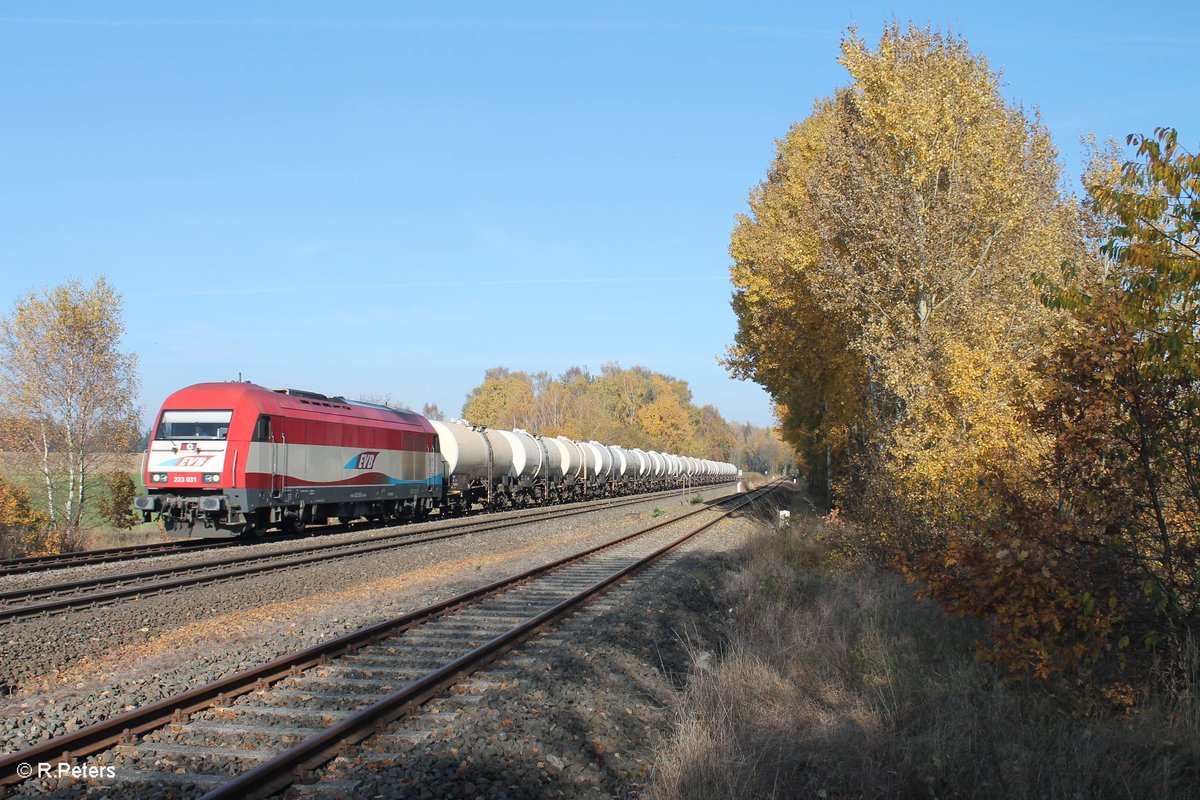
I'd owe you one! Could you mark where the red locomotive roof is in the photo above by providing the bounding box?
[159,382,435,434]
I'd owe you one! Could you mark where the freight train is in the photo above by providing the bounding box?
[134,382,738,538]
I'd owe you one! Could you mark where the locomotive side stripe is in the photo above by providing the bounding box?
[240,472,444,490]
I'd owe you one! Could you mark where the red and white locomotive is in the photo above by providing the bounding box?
[136,381,740,538]
[134,382,443,536]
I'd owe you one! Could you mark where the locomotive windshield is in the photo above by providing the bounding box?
[155,410,233,440]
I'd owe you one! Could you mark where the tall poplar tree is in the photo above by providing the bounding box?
[728,24,1083,538]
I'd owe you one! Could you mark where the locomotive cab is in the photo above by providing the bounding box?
[135,408,240,535]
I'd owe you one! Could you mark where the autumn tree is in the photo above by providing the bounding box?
[461,367,537,430]
[917,129,1200,680]
[459,363,786,467]
[97,470,140,530]
[597,362,653,427]
[693,405,738,462]
[357,392,410,410]
[732,421,792,476]
[634,390,695,454]
[727,100,868,492]
[728,24,1081,540]
[0,277,140,549]
[0,475,50,558]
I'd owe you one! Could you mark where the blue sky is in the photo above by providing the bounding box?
[1,1,1196,428]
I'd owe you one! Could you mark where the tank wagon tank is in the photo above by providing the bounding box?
[136,382,739,538]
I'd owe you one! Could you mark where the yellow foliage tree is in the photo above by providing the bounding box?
[0,475,50,558]
[461,367,537,430]
[634,393,695,455]
[728,24,1082,537]
[922,127,1200,681]
[0,276,140,548]
[460,363,786,467]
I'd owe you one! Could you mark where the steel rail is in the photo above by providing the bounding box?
[0,539,235,578]
[202,483,778,799]
[0,481,730,578]
[0,485,768,788]
[0,483,731,623]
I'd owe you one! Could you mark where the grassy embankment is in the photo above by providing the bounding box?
[0,452,165,551]
[651,484,1199,799]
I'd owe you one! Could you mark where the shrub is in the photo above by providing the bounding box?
[97,471,140,530]
[0,475,50,558]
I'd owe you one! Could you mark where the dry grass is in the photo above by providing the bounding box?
[650,491,1200,799]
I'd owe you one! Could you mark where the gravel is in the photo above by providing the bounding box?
[298,507,772,800]
[0,485,739,761]
[6,490,778,799]
[0,487,719,596]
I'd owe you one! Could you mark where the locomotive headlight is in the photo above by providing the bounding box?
[150,472,168,483]
[202,473,221,484]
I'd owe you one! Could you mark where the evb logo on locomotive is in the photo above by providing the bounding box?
[345,451,380,470]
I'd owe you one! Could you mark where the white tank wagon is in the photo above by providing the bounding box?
[430,420,738,510]
[608,445,642,489]
[551,436,585,481]
[536,435,564,481]
[481,429,516,477]
[663,454,680,478]
[582,441,613,481]
[430,420,489,481]
[430,419,508,510]
[574,441,595,479]
[493,429,542,480]
[630,449,650,477]
[608,445,635,479]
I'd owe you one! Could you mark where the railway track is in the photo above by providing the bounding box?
[0,483,734,624]
[0,482,778,798]
[0,539,237,579]
[0,483,729,579]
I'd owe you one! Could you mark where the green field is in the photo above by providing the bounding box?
[0,452,166,549]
